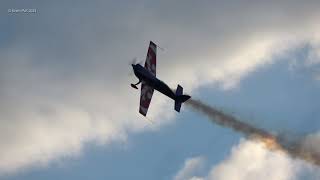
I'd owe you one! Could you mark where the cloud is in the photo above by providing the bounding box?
[174,156,206,180]
[304,42,320,80]
[1,0,320,174]
[208,139,301,180]
[301,132,320,158]
[176,139,320,180]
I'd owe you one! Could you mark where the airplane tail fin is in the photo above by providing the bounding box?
[174,85,191,112]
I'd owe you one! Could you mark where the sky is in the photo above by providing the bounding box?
[1,0,320,179]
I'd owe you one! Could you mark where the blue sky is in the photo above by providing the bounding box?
[1,1,320,180]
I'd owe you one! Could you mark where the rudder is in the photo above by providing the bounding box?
[174,85,188,112]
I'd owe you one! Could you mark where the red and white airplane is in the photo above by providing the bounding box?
[131,41,191,116]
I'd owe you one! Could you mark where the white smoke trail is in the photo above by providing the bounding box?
[186,99,320,167]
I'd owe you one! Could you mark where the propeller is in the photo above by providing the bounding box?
[128,57,143,76]
[130,57,138,65]
[129,57,144,65]
[129,57,140,89]
[128,58,137,76]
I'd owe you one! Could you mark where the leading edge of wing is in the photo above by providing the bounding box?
[144,41,157,76]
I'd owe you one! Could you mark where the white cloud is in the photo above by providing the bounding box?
[307,46,320,66]
[174,156,206,180]
[301,132,320,158]
[305,42,320,80]
[207,139,300,180]
[1,0,320,174]
[176,139,320,180]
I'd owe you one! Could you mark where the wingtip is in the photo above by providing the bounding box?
[150,41,156,46]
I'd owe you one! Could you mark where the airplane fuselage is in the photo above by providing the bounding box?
[132,64,176,100]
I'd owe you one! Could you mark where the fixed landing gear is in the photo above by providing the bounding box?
[131,80,141,89]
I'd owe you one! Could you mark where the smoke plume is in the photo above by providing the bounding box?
[186,99,320,167]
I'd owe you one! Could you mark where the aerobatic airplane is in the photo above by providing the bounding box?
[131,41,191,116]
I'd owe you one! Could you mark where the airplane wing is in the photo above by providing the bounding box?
[139,82,154,116]
[144,41,157,76]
